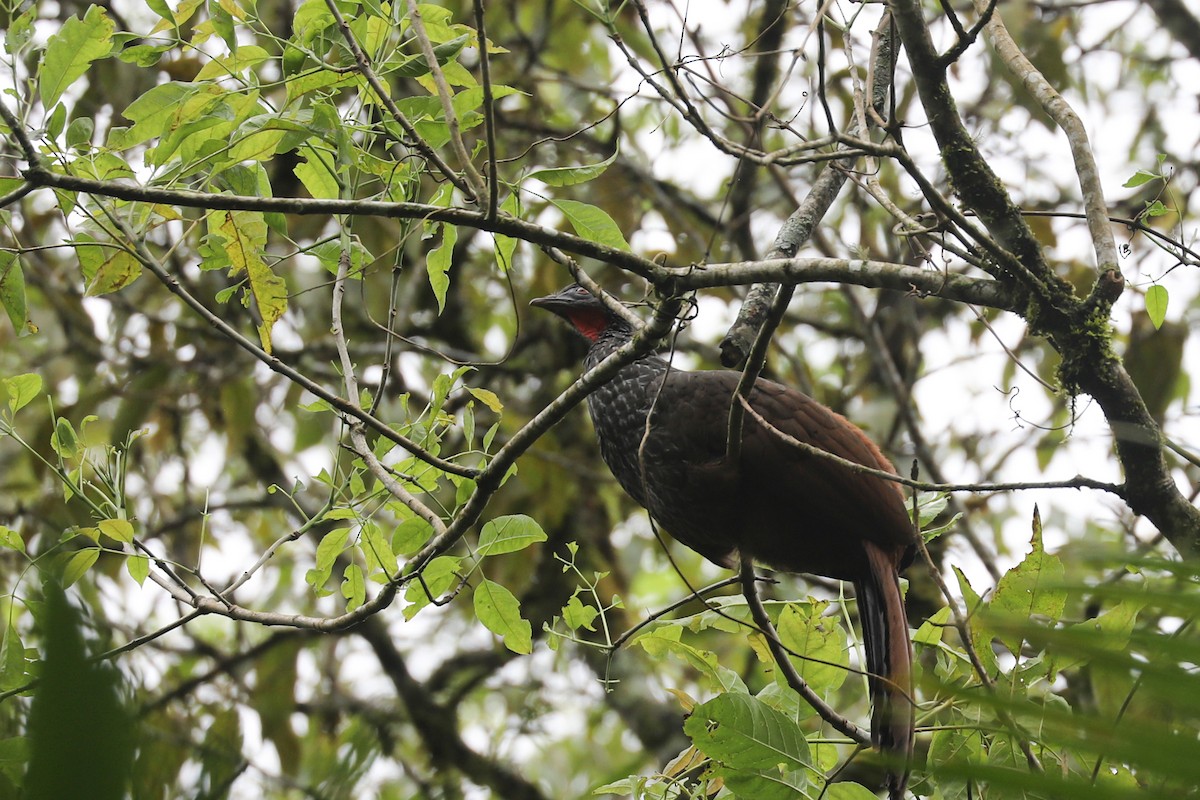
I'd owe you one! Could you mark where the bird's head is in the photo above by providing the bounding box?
[530,283,620,342]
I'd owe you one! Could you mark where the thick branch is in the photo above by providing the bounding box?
[889,5,1200,555]
[664,256,1016,310]
[18,164,657,276]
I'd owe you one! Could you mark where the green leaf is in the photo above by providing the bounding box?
[1142,199,1170,218]
[563,595,598,631]
[0,526,25,553]
[46,103,68,140]
[1145,284,1168,329]
[111,82,200,150]
[361,522,398,580]
[0,252,27,335]
[308,527,350,593]
[550,199,631,251]
[684,693,809,771]
[474,578,532,654]
[207,0,238,52]
[1122,169,1159,188]
[776,601,849,693]
[126,554,150,586]
[194,45,271,80]
[0,625,25,691]
[39,6,115,108]
[634,627,747,694]
[316,528,350,572]
[3,373,42,414]
[392,34,469,78]
[930,724,984,771]
[988,508,1067,654]
[954,565,1000,677]
[98,519,134,544]
[62,548,100,588]
[823,783,888,800]
[913,605,952,647]
[341,564,366,610]
[66,117,94,150]
[426,223,457,314]
[404,556,460,619]
[477,515,547,557]
[494,193,521,273]
[295,152,340,199]
[392,517,434,556]
[49,418,76,461]
[4,8,35,56]
[528,149,618,187]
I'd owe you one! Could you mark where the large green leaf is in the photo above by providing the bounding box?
[473,578,532,654]
[684,692,809,772]
[550,199,631,251]
[0,252,29,335]
[477,515,547,557]
[39,6,114,108]
[988,512,1067,655]
[528,149,618,187]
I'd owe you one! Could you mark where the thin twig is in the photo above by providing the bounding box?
[737,396,1124,497]
[322,0,472,197]
[473,0,499,220]
[405,0,487,200]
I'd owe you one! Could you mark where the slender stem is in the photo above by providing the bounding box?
[405,0,487,200]
[322,0,472,197]
[739,557,871,746]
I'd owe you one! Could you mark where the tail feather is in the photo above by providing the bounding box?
[856,544,914,800]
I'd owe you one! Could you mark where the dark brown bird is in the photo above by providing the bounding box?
[533,284,916,797]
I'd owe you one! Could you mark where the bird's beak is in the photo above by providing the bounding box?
[529,293,566,315]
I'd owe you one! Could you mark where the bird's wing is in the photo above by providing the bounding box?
[739,377,915,554]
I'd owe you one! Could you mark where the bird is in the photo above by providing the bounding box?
[532,283,916,798]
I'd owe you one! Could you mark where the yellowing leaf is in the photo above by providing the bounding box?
[98,519,134,544]
[216,211,287,352]
[467,387,503,413]
[83,248,140,296]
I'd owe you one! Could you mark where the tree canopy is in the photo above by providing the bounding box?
[0,0,1199,798]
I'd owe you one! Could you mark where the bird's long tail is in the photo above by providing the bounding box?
[856,544,914,800]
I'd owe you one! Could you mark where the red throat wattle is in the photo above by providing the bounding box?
[566,308,608,341]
